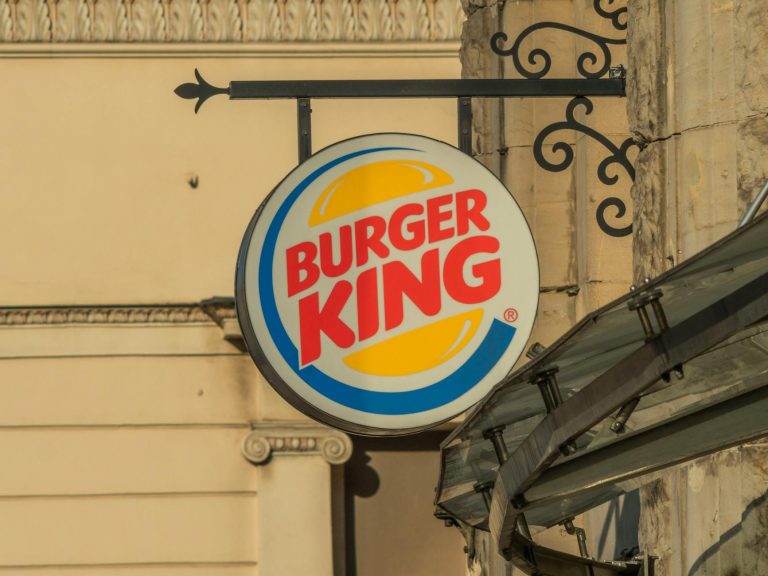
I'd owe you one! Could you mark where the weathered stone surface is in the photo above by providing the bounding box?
[631,140,669,279]
[639,444,768,576]
[460,1,501,174]
[629,1,768,575]
[734,0,768,116]
[737,114,768,218]
[626,0,666,143]
[461,0,500,15]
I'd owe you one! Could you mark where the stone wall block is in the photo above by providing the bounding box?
[502,98,534,147]
[734,0,768,115]
[626,0,666,143]
[501,0,578,79]
[533,198,577,287]
[670,0,739,131]
[707,0,737,125]
[576,96,631,139]
[527,292,577,347]
[640,444,768,576]
[676,125,739,258]
[672,1,711,134]
[736,114,768,219]
[740,442,768,575]
[460,2,501,173]
[502,146,535,210]
[631,140,668,280]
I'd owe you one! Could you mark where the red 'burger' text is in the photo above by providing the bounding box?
[285,189,501,365]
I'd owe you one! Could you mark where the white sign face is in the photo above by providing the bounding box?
[236,134,539,435]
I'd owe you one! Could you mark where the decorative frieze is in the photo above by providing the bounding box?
[0,299,236,326]
[0,0,463,43]
[241,424,353,465]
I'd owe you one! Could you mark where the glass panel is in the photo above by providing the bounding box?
[436,213,768,527]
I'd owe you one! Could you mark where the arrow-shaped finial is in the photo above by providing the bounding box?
[174,69,229,113]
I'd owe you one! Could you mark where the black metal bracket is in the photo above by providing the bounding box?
[175,70,625,164]
[627,281,683,383]
[175,0,631,233]
[491,0,634,238]
[458,96,473,156]
[532,94,637,237]
[491,0,626,80]
[473,480,495,511]
[563,518,590,558]
[297,97,312,163]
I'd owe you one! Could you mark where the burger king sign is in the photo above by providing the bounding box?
[236,134,539,435]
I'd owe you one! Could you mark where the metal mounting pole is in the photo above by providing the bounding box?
[458,97,473,155]
[297,97,312,163]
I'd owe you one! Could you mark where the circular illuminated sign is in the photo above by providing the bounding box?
[236,134,539,435]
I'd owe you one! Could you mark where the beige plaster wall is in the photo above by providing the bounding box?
[627,1,768,575]
[0,33,466,574]
[0,47,459,305]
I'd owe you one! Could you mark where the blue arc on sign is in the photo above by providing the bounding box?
[258,146,516,415]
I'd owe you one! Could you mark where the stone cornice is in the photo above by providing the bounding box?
[0,0,463,43]
[241,423,353,465]
[0,299,235,326]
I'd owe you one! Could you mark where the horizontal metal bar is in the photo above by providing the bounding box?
[503,532,641,576]
[229,78,625,99]
[523,378,768,525]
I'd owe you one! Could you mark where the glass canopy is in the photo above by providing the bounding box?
[435,211,768,574]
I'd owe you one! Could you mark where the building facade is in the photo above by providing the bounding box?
[0,1,468,574]
[3,0,767,574]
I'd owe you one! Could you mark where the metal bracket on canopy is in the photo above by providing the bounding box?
[627,283,670,342]
[482,425,534,539]
[473,480,495,511]
[616,282,683,433]
[563,518,590,559]
[483,425,509,465]
[531,367,578,455]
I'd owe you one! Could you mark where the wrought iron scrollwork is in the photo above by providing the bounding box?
[491,24,625,80]
[593,0,628,31]
[492,0,632,237]
[490,0,626,80]
[534,97,636,237]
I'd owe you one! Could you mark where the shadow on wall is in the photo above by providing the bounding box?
[687,489,768,576]
[343,431,451,576]
[596,490,641,561]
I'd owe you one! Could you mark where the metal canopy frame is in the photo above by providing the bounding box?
[435,211,768,576]
[493,270,768,574]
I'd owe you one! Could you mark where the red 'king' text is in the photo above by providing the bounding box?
[285,189,501,365]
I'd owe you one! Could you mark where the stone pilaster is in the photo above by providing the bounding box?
[241,424,352,576]
[627,2,768,574]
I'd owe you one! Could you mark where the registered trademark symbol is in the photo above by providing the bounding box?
[504,308,518,323]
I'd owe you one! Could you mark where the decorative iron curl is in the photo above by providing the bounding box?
[533,97,636,237]
[491,24,625,80]
[593,0,628,31]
